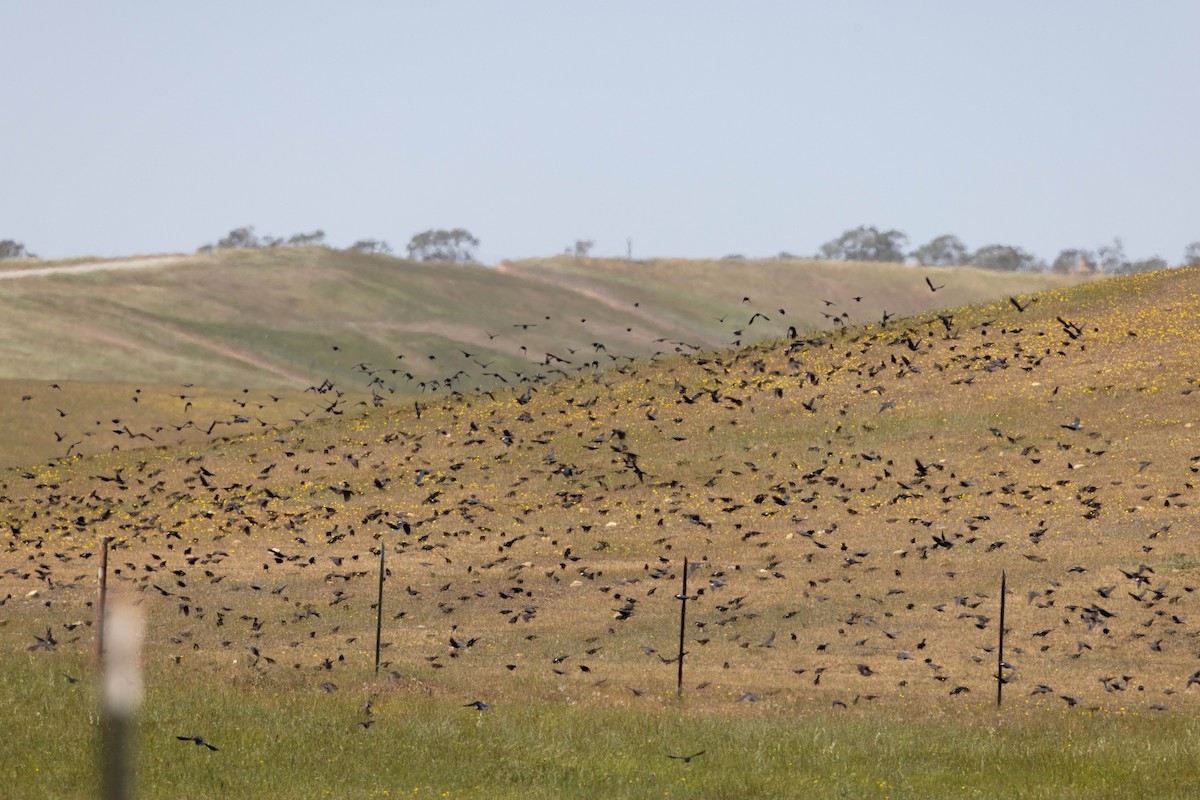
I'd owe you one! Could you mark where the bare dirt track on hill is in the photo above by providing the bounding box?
[0,254,188,280]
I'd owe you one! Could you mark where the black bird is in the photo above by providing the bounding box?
[668,751,705,763]
[1056,316,1083,339]
[464,700,491,711]
[176,735,219,751]
[28,629,57,652]
[1009,296,1033,313]
[925,276,944,292]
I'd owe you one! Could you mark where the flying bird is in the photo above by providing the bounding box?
[176,735,219,751]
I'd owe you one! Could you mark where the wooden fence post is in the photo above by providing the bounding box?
[997,569,1007,708]
[676,557,690,697]
[375,541,385,675]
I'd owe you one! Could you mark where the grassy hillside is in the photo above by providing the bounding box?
[0,248,1085,468]
[503,255,1081,349]
[0,377,356,471]
[2,264,1200,796]
[0,249,1086,391]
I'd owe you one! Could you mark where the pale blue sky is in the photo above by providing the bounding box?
[3,2,1197,264]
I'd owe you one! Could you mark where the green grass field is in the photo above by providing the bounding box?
[7,654,1200,799]
[6,256,1199,798]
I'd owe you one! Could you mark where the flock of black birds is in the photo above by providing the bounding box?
[6,263,1200,762]
[11,266,952,469]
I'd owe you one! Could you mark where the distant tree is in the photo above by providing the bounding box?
[1117,256,1168,275]
[347,239,393,255]
[970,244,1039,272]
[213,226,261,250]
[911,234,968,267]
[406,228,479,263]
[1051,248,1096,274]
[1096,238,1128,274]
[567,239,594,257]
[287,230,326,248]
[819,225,908,263]
[0,239,33,260]
[1183,241,1200,266]
[198,226,330,253]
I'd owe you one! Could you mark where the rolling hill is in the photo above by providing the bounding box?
[3,263,1200,797]
[0,248,1084,467]
[0,248,1084,390]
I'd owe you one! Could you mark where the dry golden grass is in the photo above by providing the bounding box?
[3,265,1199,728]
[0,378,367,468]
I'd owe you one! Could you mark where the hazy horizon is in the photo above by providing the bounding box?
[3,2,1197,265]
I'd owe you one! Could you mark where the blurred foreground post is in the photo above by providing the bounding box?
[102,601,144,800]
[997,570,1007,708]
[95,535,111,664]
[374,542,385,674]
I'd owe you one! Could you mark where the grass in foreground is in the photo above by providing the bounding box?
[6,655,1199,800]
